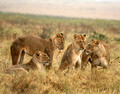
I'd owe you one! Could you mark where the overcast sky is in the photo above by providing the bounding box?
[0,0,120,3]
[0,0,120,20]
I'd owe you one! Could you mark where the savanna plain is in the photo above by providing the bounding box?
[0,12,120,94]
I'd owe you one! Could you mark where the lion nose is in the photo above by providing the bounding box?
[82,46,84,49]
[81,49,85,52]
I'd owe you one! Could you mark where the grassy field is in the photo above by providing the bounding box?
[0,12,120,94]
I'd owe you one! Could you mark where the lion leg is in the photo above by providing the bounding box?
[100,57,108,69]
[81,62,88,70]
[67,58,74,70]
[59,61,68,71]
[6,67,28,74]
[75,59,81,70]
[11,45,24,65]
[68,64,73,70]
[75,61,80,69]
[68,61,75,70]
[19,50,25,64]
[11,50,21,65]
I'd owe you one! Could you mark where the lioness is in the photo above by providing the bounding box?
[59,34,86,70]
[6,51,51,74]
[10,33,65,69]
[81,40,110,70]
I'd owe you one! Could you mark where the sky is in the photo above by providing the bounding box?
[2,0,120,3]
[0,0,120,20]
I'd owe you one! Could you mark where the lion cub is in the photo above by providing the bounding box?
[6,51,51,74]
[81,40,100,70]
[59,34,86,70]
[90,40,110,69]
[81,40,110,70]
[10,33,65,69]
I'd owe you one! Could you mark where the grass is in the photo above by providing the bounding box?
[0,12,120,94]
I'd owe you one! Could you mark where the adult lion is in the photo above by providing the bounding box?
[10,33,65,69]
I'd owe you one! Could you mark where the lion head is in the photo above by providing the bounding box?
[54,33,65,50]
[32,51,51,66]
[73,34,87,51]
[85,40,100,55]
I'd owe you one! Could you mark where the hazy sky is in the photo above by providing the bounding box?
[0,0,120,20]
[0,0,120,3]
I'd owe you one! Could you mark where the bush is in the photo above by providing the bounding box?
[0,27,23,40]
[89,31,107,41]
[114,38,120,42]
[39,26,53,39]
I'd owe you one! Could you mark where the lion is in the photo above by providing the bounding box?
[59,34,87,70]
[81,40,100,70]
[6,51,51,74]
[81,40,110,70]
[10,33,65,69]
[90,40,110,69]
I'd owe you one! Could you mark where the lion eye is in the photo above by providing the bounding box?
[79,41,82,43]
[36,53,39,57]
[61,42,63,44]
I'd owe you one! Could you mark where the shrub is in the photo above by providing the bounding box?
[0,27,23,40]
[40,26,53,39]
[89,31,107,41]
[114,38,120,42]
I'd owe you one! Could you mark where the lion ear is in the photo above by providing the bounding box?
[74,34,77,39]
[35,51,40,57]
[95,40,100,45]
[56,33,60,37]
[56,33,64,37]
[60,33,64,36]
[83,34,86,37]
[36,53,40,57]
[83,34,87,40]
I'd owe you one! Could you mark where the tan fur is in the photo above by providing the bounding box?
[81,40,99,70]
[6,51,51,74]
[81,40,110,70]
[59,34,86,70]
[10,33,65,69]
[91,41,110,69]
[81,51,91,70]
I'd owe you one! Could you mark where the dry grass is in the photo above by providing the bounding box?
[0,13,120,94]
